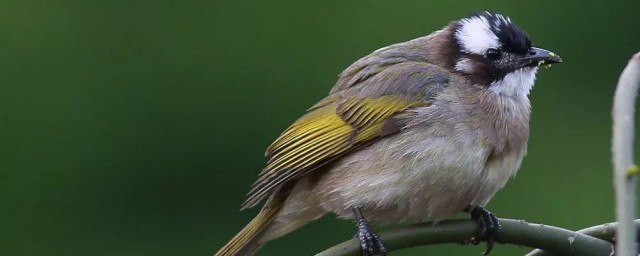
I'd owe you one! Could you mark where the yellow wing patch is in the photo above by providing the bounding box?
[242,96,422,209]
[338,96,421,141]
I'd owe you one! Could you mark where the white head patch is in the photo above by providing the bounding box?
[490,67,538,97]
[455,12,514,55]
[455,15,500,54]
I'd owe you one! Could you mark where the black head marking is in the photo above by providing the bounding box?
[469,12,532,55]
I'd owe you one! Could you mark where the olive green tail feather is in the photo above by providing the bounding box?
[214,200,283,256]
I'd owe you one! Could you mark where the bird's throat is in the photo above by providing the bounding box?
[489,67,538,97]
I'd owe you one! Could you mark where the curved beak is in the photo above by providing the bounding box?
[515,47,563,68]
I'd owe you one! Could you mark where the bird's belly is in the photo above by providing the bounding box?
[313,128,522,224]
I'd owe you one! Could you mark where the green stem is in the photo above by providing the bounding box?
[611,52,640,256]
[316,218,613,256]
[525,220,640,256]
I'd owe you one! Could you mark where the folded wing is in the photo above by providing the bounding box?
[242,62,451,209]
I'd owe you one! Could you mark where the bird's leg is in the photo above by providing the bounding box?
[468,206,501,255]
[352,207,387,256]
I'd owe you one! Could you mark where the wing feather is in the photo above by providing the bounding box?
[241,61,451,209]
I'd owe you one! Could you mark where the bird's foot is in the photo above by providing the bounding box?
[469,206,501,255]
[353,208,387,256]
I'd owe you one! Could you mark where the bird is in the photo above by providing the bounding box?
[215,11,562,256]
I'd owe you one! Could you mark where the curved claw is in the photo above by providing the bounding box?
[470,206,502,255]
[353,208,387,256]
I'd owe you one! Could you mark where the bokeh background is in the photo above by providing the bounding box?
[2,0,640,255]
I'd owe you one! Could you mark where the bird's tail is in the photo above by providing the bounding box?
[214,198,283,256]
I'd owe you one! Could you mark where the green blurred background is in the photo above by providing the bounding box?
[2,0,640,255]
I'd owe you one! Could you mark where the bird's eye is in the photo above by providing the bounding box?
[485,48,502,60]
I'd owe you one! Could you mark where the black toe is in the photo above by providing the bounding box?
[470,206,501,255]
[353,208,387,256]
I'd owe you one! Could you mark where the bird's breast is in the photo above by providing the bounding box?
[313,123,521,223]
[312,96,529,224]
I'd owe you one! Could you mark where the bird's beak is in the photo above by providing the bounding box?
[515,47,563,68]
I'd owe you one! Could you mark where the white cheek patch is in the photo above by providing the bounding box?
[490,67,538,97]
[454,58,473,72]
[456,16,501,54]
